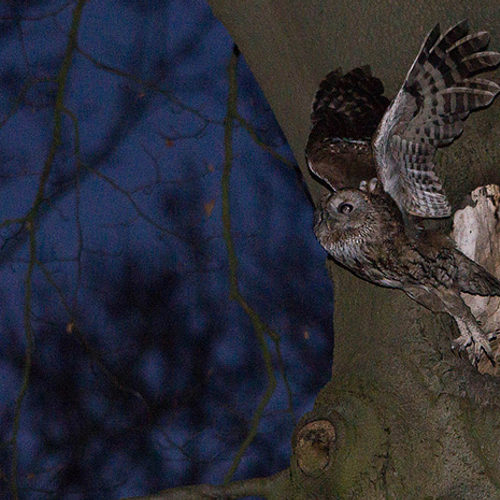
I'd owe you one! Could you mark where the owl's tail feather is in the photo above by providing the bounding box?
[310,66,389,140]
[404,20,500,147]
[455,251,500,296]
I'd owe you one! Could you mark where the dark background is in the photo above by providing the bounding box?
[0,1,333,499]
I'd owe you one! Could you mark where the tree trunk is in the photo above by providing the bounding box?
[207,1,500,498]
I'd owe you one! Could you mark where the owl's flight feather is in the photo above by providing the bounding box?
[373,20,500,217]
[306,66,389,190]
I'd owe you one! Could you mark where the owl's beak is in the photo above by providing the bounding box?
[313,209,323,227]
[314,206,337,233]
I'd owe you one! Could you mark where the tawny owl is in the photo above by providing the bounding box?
[308,21,500,364]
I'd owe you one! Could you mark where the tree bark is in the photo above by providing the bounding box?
[207,1,500,498]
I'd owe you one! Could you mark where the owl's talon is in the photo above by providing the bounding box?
[368,178,378,193]
[451,336,472,353]
[477,337,493,358]
[452,334,495,366]
[488,330,499,341]
[483,348,496,367]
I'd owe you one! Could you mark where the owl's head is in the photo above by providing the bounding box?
[314,189,377,238]
[313,188,402,258]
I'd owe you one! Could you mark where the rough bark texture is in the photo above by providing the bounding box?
[208,1,500,498]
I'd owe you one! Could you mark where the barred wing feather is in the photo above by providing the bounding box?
[373,20,500,218]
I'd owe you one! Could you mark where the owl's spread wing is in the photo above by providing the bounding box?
[306,67,390,190]
[373,20,500,218]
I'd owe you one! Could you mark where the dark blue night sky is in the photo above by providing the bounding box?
[0,1,333,498]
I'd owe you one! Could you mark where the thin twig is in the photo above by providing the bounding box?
[0,77,54,130]
[235,113,296,168]
[37,259,151,417]
[81,163,188,241]
[75,45,221,126]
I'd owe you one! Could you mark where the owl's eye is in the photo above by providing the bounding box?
[338,202,353,214]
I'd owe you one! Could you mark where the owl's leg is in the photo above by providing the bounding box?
[404,285,493,365]
[435,288,494,364]
[451,317,493,364]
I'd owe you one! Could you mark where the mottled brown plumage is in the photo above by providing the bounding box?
[314,187,500,363]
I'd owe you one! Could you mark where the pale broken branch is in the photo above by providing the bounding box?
[452,184,500,375]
